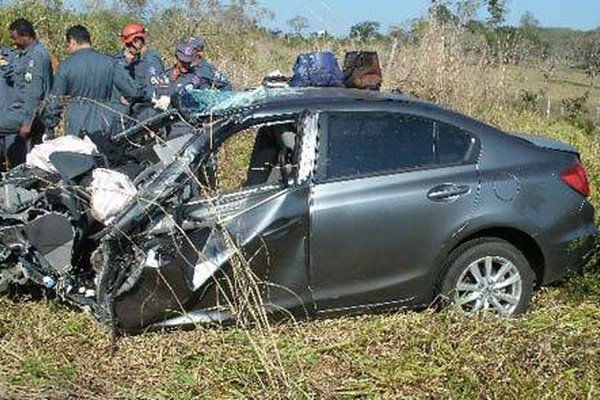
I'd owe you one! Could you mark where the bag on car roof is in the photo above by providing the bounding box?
[343,51,382,91]
[289,51,344,88]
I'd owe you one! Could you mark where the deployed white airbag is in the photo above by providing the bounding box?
[26,136,98,173]
[90,169,138,225]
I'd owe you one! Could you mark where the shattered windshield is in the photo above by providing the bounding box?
[179,87,301,115]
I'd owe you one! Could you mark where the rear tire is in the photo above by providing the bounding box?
[440,238,535,316]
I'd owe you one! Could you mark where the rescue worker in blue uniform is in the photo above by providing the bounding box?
[116,23,164,121]
[0,45,16,171]
[0,19,52,170]
[43,25,140,139]
[155,43,206,97]
[0,45,15,114]
[153,43,209,139]
[188,36,232,91]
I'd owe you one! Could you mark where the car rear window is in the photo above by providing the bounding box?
[325,112,473,180]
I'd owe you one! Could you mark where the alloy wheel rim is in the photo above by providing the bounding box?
[453,256,522,316]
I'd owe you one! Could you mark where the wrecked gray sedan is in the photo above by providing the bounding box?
[0,88,596,332]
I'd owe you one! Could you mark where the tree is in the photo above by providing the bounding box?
[349,21,381,42]
[455,0,481,25]
[123,0,148,16]
[287,15,309,36]
[580,31,600,86]
[431,0,506,27]
[486,0,507,27]
[520,11,539,29]
[430,1,458,25]
[388,26,409,42]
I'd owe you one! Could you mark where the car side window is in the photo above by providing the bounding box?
[437,121,473,165]
[327,113,435,179]
[325,112,474,180]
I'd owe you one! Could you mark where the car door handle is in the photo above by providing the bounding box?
[427,184,470,202]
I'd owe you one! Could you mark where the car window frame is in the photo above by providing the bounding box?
[314,110,480,184]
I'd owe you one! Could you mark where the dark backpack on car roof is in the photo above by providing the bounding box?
[343,51,382,91]
[289,51,344,88]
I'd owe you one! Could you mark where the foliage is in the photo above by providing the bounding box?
[578,30,600,84]
[349,21,382,42]
[286,15,308,36]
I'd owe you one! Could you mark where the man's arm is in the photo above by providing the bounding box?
[197,61,232,91]
[113,61,143,101]
[42,61,69,131]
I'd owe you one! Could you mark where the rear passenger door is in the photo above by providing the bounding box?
[309,111,481,313]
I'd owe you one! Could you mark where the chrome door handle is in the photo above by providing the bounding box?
[427,184,470,202]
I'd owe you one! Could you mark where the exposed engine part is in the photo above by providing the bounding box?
[0,184,42,214]
[23,212,74,275]
[0,262,28,293]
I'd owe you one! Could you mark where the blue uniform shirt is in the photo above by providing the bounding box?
[118,47,164,100]
[0,46,15,114]
[44,47,139,137]
[154,66,205,97]
[195,59,232,91]
[0,40,52,133]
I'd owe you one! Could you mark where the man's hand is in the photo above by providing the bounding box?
[18,124,31,139]
[124,49,135,64]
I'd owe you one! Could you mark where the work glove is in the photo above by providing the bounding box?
[152,96,171,111]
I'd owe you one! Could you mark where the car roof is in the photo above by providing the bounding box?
[180,87,436,119]
[244,87,425,108]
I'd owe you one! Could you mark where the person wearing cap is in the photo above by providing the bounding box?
[188,36,232,91]
[43,25,140,139]
[152,43,209,139]
[0,18,53,170]
[154,43,205,98]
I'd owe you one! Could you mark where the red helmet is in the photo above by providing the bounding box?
[121,23,147,44]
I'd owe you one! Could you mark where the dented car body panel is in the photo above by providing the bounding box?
[0,88,595,332]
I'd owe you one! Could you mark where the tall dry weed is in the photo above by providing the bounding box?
[386,22,513,123]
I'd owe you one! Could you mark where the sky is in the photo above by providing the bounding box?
[256,0,600,35]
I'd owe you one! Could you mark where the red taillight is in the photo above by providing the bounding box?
[560,161,590,197]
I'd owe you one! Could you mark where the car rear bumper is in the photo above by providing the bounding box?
[540,220,597,284]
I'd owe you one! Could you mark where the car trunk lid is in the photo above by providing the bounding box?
[509,132,579,155]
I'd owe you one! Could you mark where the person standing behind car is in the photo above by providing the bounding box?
[0,19,53,169]
[0,45,16,171]
[0,45,15,114]
[43,25,140,139]
[188,36,232,91]
[153,43,208,139]
[117,23,164,120]
[155,43,206,97]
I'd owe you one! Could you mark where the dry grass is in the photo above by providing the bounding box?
[0,276,598,398]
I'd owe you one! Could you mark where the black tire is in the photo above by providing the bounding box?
[439,238,536,316]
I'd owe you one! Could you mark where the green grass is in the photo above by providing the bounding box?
[0,276,598,398]
[509,65,600,117]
